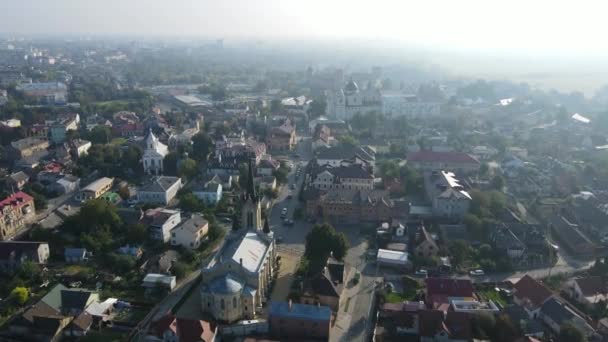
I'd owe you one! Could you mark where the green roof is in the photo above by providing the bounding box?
[40,284,69,311]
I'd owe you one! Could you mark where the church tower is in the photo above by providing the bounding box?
[241,159,262,231]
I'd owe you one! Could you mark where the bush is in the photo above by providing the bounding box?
[172,262,188,279]
[10,287,29,305]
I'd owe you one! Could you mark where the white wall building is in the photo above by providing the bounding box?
[138,176,182,205]
[143,130,168,175]
[326,80,381,120]
[381,93,441,118]
[171,214,209,249]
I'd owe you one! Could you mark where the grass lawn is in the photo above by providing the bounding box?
[62,264,94,276]
[385,290,416,303]
[113,306,149,323]
[110,137,128,146]
[478,289,507,306]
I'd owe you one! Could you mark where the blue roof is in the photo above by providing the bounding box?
[208,274,244,294]
[64,248,86,257]
[269,301,331,321]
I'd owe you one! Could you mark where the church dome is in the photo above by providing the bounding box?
[209,274,244,294]
[344,80,359,92]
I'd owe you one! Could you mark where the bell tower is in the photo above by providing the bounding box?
[241,159,262,231]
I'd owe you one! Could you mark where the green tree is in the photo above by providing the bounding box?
[559,323,586,342]
[107,253,136,274]
[304,224,350,274]
[178,158,198,180]
[307,98,327,119]
[191,132,213,161]
[178,192,203,212]
[172,262,188,279]
[270,99,283,114]
[491,314,521,342]
[479,162,489,177]
[490,174,505,191]
[464,214,483,240]
[10,286,29,305]
[88,125,112,144]
[448,240,471,268]
[163,152,179,176]
[126,223,147,244]
[118,186,130,200]
[338,134,359,147]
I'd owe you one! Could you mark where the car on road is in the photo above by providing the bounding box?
[221,217,232,223]
[287,192,293,199]
[281,207,288,218]
[415,269,428,277]
[283,218,294,226]
[469,269,485,276]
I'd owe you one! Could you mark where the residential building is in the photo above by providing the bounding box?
[309,163,374,191]
[377,249,411,270]
[192,179,223,205]
[200,164,275,323]
[9,137,49,159]
[17,82,67,104]
[268,301,331,340]
[168,120,201,148]
[144,208,182,242]
[326,80,382,120]
[6,171,29,190]
[491,224,526,259]
[311,124,333,151]
[143,130,169,175]
[149,313,217,342]
[424,170,471,220]
[513,274,555,318]
[539,298,595,337]
[413,225,438,259]
[267,119,296,151]
[52,175,81,195]
[112,111,144,137]
[301,256,345,311]
[425,278,474,312]
[138,176,182,205]
[408,151,480,173]
[49,113,80,144]
[257,159,280,176]
[305,188,399,224]
[0,191,36,241]
[315,145,376,168]
[565,276,608,308]
[281,96,312,115]
[0,241,49,271]
[69,139,92,158]
[418,310,472,342]
[75,177,113,202]
[171,214,209,249]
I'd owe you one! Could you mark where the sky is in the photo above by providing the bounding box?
[2,0,608,56]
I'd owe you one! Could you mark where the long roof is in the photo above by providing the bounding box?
[408,151,479,164]
[269,301,331,321]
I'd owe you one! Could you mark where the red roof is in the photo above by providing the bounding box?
[0,191,34,209]
[426,278,474,298]
[407,151,479,164]
[513,275,553,308]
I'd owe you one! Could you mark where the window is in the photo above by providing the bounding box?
[220,299,225,310]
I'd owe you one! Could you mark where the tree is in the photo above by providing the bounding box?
[126,223,147,244]
[18,261,41,281]
[179,192,203,212]
[490,174,505,190]
[491,314,521,342]
[118,186,130,200]
[273,166,289,184]
[178,158,198,180]
[559,323,586,342]
[472,312,495,339]
[307,98,327,119]
[107,253,136,274]
[304,224,350,274]
[464,214,483,240]
[479,162,489,177]
[338,134,359,147]
[270,99,283,114]
[172,262,188,279]
[231,213,240,231]
[191,132,213,161]
[163,152,179,176]
[448,240,471,268]
[88,125,112,144]
[10,287,29,305]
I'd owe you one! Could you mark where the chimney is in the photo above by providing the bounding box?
[288,299,292,312]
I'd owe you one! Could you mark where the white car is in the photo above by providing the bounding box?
[469,269,485,276]
[415,269,428,277]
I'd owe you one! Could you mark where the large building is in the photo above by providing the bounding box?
[10,137,49,159]
[308,163,374,191]
[75,177,113,202]
[266,119,297,151]
[137,176,182,205]
[143,130,169,175]
[269,301,332,340]
[0,241,49,271]
[382,93,441,118]
[424,171,471,221]
[17,82,67,104]
[200,161,275,323]
[326,80,381,120]
[0,192,36,241]
[407,151,480,173]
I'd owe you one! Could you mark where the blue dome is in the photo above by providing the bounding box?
[209,274,244,294]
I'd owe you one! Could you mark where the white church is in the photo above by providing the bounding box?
[326,79,382,120]
[142,130,168,175]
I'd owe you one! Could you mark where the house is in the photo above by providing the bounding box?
[305,188,398,224]
[503,305,545,338]
[7,171,29,190]
[144,208,182,242]
[309,163,374,191]
[301,256,345,311]
[268,301,331,340]
[539,298,595,337]
[425,278,474,312]
[311,124,333,151]
[418,310,471,342]
[0,241,49,271]
[171,214,209,249]
[424,170,471,221]
[10,284,100,341]
[257,159,280,176]
[513,274,554,318]
[69,139,92,158]
[49,113,79,144]
[315,145,376,168]
[52,175,81,195]
[145,250,179,274]
[413,225,438,259]
[64,248,89,263]
[142,273,176,291]
[75,177,113,202]
[267,119,297,151]
[0,191,36,240]
[112,111,144,137]
[281,95,311,115]
[408,151,480,173]
[10,137,49,159]
[257,176,277,191]
[149,313,217,342]
[565,276,608,308]
[192,179,223,205]
[377,249,411,270]
[138,176,182,205]
[17,82,67,104]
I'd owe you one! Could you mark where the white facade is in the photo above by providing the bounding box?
[148,209,182,242]
[326,80,381,120]
[143,130,169,175]
[381,93,441,118]
[137,177,182,205]
[171,215,209,249]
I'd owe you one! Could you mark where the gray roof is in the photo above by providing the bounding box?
[208,274,244,294]
[541,298,582,326]
[9,171,29,183]
[176,214,208,233]
[315,145,375,162]
[140,176,181,193]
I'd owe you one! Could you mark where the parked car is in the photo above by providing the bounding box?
[415,269,428,277]
[469,269,485,276]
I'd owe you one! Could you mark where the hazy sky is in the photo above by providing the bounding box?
[3,0,608,55]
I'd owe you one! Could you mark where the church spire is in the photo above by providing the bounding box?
[246,158,257,202]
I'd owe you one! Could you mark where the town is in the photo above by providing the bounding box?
[0,26,607,342]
